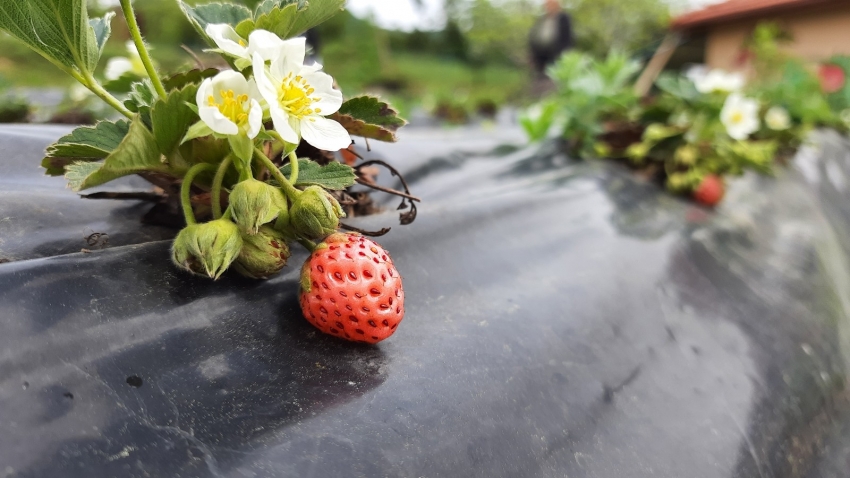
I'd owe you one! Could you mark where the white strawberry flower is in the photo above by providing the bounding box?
[252,38,351,151]
[765,106,791,131]
[721,93,760,140]
[691,68,746,94]
[196,70,263,139]
[104,41,146,81]
[205,25,287,69]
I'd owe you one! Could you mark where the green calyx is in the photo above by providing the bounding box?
[290,186,345,240]
[299,241,329,293]
[230,178,290,235]
[233,226,291,280]
[171,219,243,280]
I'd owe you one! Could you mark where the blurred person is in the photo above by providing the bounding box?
[529,0,574,77]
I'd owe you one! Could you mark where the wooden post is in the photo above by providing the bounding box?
[634,33,682,98]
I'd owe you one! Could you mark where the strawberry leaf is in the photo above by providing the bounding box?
[64,116,170,191]
[41,119,131,176]
[151,85,200,156]
[237,0,344,39]
[330,96,407,143]
[237,4,298,38]
[0,0,102,74]
[279,159,356,190]
[89,12,114,56]
[163,68,219,91]
[177,1,253,47]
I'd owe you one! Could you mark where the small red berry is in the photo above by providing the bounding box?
[299,233,405,343]
[819,64,846,94]
[692,174,725,207]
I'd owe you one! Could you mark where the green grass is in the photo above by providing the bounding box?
[322,50,530,118]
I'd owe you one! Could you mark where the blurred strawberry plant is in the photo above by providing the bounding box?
[522,22,848,205]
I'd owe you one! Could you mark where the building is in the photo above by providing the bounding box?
[671,0,850,70]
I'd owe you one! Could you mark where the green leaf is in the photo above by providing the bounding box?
[90,12,114,56]
[240,4,298,38]
[238,0,344,39]
[124,79,158,125]
[64,116,169,191]
[255,0,304,17]
[177,1,252,46]
[330,96,407,142]
[151,85,200,156]
[0,0,101,73]
[103,71,144,94]
[163,68,219,91]
[279,159,356,190]
[287,0,344,38]
[41,119,131,175]
[65,162,104,191]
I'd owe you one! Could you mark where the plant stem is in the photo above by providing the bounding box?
[77,70,134,118]
[120,0,167,100]
[181,163,216,226]
[254,147,300,201]
[288,151,300,185]
[297,238,317,252]
[211,156,233,220]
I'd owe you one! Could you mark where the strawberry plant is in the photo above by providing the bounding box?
[0,0,417,342]
[522,22,848,206]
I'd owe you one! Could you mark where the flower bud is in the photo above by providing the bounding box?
[290,186,345,240]
[229,179,289,235]
[674,144,698,166]
[171,219,243,280]
[233,226,291,279]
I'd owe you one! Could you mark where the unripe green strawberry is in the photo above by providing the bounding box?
[233,226,291,279]
[290,186,345,240]
[171,219,243,280]
[230,178,289,235]
[299,233,404,344]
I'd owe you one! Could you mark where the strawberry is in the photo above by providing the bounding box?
[819,64,846,94]
[692,174,725,207]
[299,233,404,343]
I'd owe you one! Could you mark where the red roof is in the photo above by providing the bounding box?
[672,0,840,30]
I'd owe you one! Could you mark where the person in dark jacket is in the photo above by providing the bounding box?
[529,0,574,77]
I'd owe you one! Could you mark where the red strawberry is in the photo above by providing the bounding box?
[692,174,725,207]
[299,233,404,344]
[819,64,846,94]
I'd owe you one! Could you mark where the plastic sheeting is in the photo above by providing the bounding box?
[1,124,849,477]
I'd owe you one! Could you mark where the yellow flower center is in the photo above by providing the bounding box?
[208,89,250,127]
[277,73,322,119]
[730,111,744,125]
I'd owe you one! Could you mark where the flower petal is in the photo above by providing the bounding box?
[247,29,286,61]
[269,105,300,144]
[301,116,352,151]
[104,57,133,81]
[269,37,307,80]
[199,106,239,136]
[205,24,248,59]
[302,69,343,114]
[253,53,278,104]
[247,99,263,139]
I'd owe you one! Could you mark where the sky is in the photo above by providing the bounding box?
[345,0,725,31]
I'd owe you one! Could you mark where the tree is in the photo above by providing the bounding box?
[564,0,670,57]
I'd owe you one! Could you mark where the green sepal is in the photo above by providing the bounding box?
[228,134,254,163]
[182,121,214,144]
